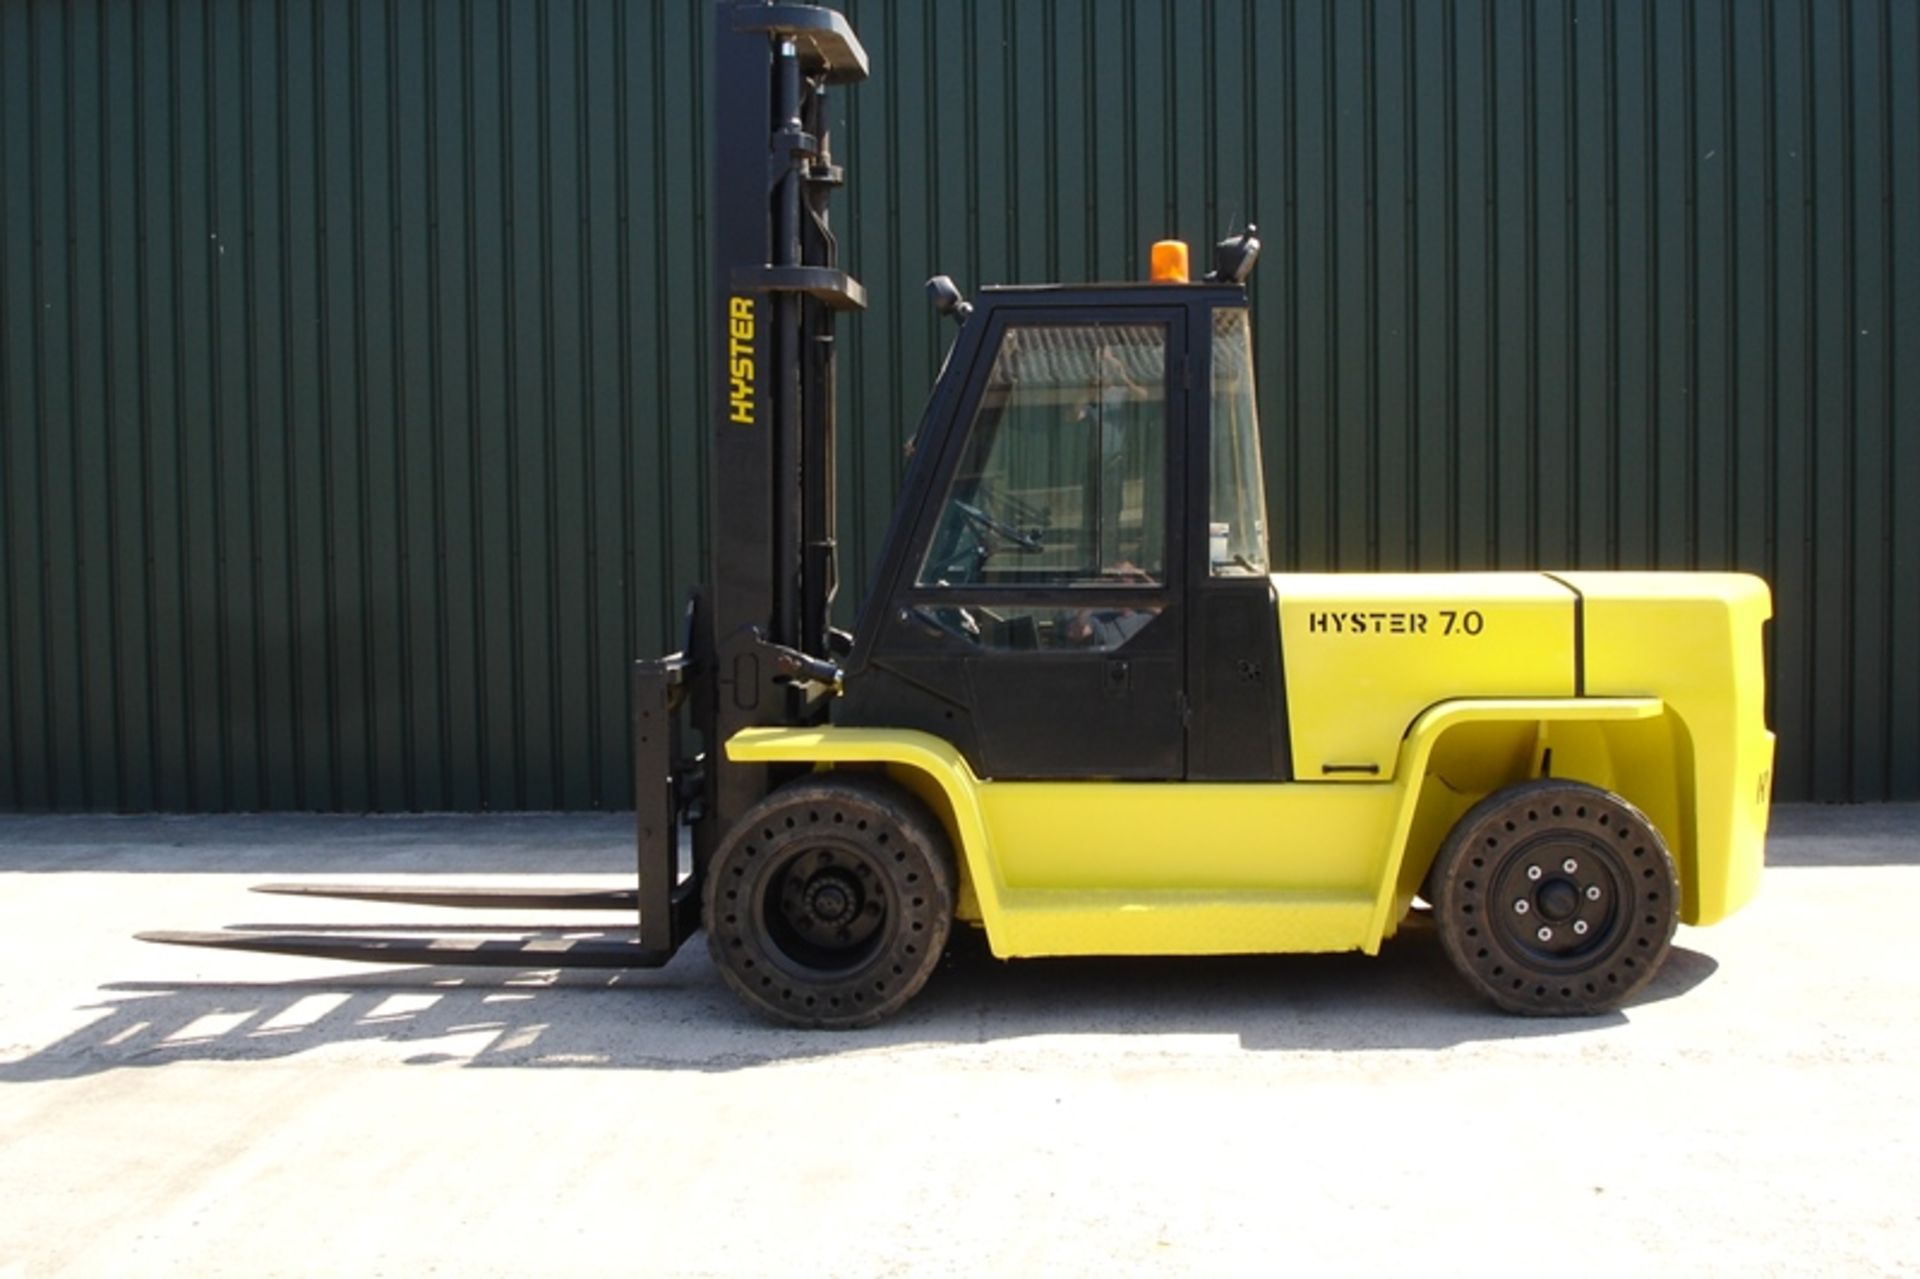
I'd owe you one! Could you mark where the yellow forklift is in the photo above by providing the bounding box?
[148,1,1774,1027]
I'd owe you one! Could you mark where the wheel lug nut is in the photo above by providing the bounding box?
[1585,885,1602,901]
[1537,926,1553,942]
[1562,858,1579,873]
[1527,866,1543,882]
[1573,920,1589,935]
[1514,900,1530,915]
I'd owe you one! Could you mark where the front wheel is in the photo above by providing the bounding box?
[1430,780,1679,1016]
[704,774,955,1029]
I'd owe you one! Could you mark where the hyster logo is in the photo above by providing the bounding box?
[1306,608,1486,636]
[1309,611,1430,635]
[728,296,756,424]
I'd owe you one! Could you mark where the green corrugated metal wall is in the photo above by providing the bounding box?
[2,0,1915,811]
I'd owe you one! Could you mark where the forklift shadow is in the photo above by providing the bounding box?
[914,919,1720,1054]
[0,812,634,875]
[0,920,1717,1083]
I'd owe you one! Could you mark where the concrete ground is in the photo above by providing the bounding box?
[0,807,1916,1277]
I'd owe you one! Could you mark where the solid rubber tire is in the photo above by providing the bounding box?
[704,773,955,1029]
[1430,779,1679,1016]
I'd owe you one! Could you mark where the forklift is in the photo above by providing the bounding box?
[148,0,1775,1028]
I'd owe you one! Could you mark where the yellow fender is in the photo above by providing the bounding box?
[726,726,1014,936]
[1367,696,1666,944]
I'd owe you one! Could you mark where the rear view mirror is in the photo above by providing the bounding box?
[1206,226,1261,285]
[926,274,974,323]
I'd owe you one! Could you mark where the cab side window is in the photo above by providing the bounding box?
[1208,307,1270,576]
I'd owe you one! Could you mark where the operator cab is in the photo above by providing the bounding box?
[839,232,1291,783]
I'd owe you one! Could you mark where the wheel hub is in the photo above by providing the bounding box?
[804,872,859,925]
[776,850,886,953]
[1537,879,1580,921]
[1496,839,1620,963]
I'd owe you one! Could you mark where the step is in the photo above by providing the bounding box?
[989,887,1379,958]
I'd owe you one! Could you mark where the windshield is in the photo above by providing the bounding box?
[918,322,1168,587]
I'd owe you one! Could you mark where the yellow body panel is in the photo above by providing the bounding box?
[1270,569,1772,927]
[1272,573,1576,779]
[730,696,1669,959]
[1556,572,1775,924]
[978,782,1393,955]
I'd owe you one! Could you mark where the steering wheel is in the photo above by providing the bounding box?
[954,499,1044,553]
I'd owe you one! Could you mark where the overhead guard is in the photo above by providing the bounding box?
[732,3,870,82]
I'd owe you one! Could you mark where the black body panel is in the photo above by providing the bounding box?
[1186,580,1291,780]
[966,651,1185,779]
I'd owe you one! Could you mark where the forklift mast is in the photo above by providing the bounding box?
[144,1,874,972]
[633,2,870,951]
[709,1,866,664]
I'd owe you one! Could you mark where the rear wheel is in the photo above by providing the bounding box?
[1430,779,1678,1015]
[704,774,955,1029]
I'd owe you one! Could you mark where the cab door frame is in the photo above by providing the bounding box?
[1183,297,1293,781]
[838,287,1202,780]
